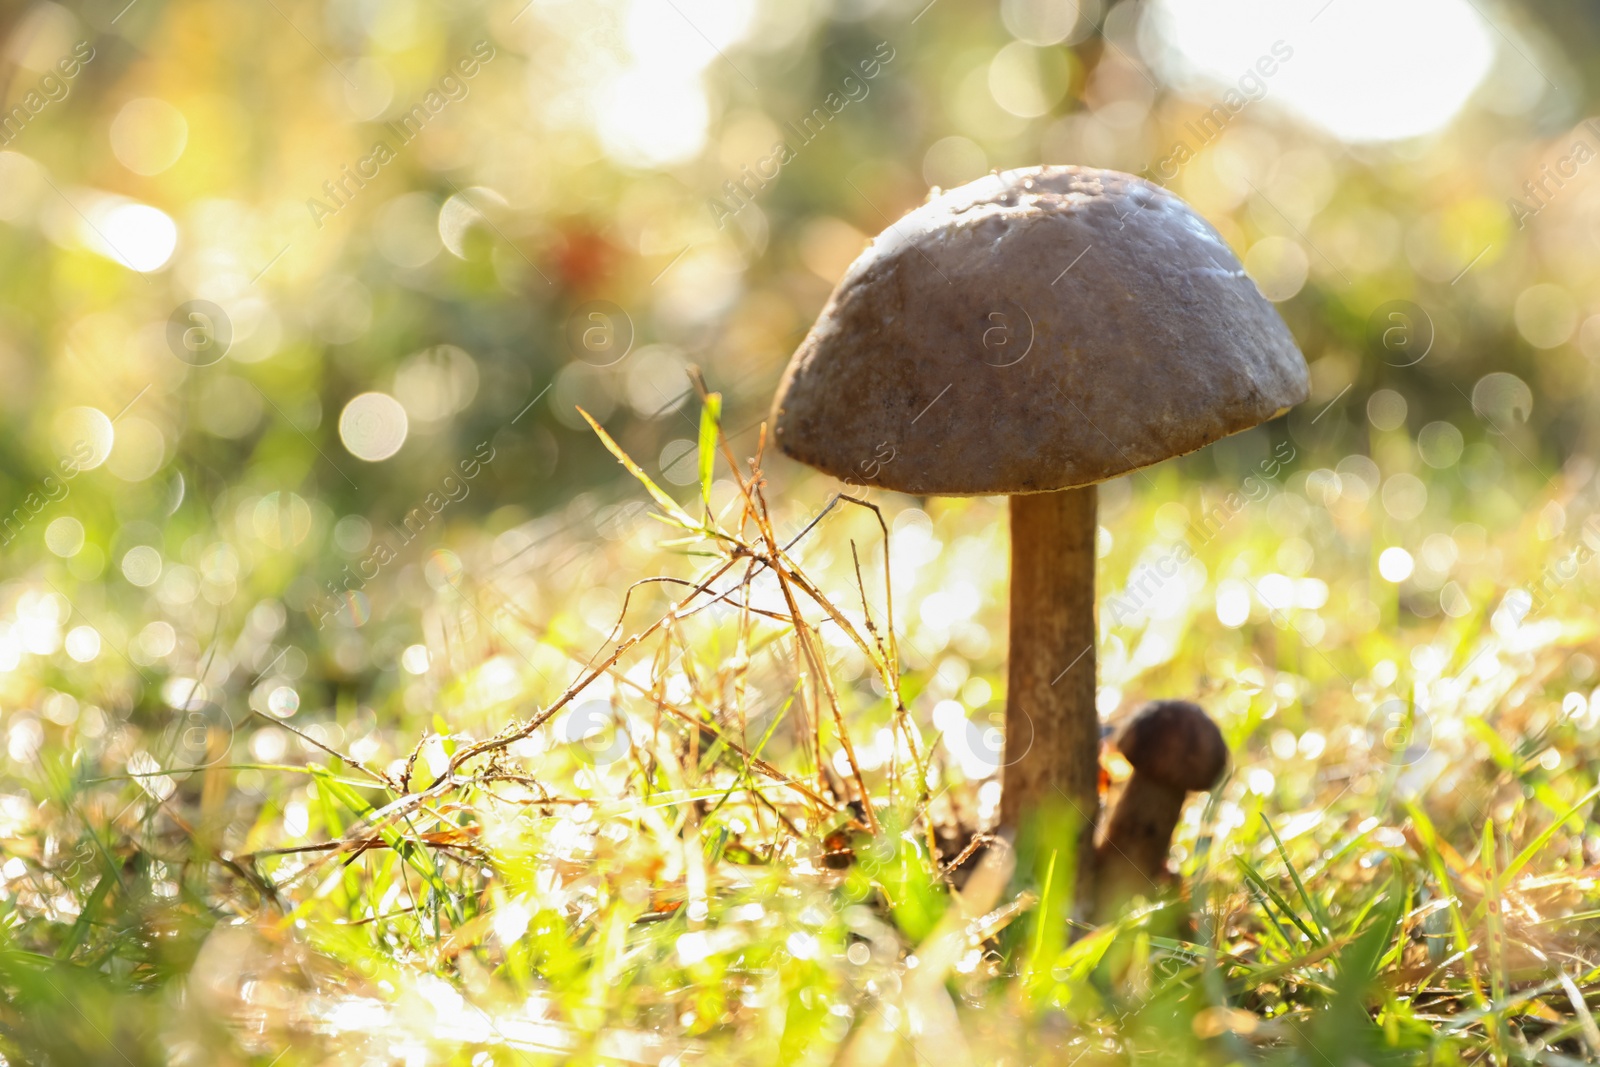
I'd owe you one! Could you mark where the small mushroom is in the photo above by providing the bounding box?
[1094,700,1228,918]
[769,166,1305,915]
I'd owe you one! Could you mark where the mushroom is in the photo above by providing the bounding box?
[1093,700,1228,919]
[769,166,1305,914]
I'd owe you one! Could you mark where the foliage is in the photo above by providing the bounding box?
[3,0,1600,1063]
[3,402,1600,1064]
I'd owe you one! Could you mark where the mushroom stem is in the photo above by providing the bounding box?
[1093,774,1186,914]
[1000,485,1100,912]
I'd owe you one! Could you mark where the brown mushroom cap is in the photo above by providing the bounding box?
[1116,700,1228,792]
[770,166,1308,496]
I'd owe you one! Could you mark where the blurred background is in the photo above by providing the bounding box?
[0,0,1594,659]
[1,0,1596,698]
[5,0,1600,1058]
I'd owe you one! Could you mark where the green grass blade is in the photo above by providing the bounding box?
[698,390,722,510]
[1237,857,1324,947]
[311,767,458,924]
[1501,781,1600,887]
[579,406,700,531]
[1405,802,1486,1008]
[1262,814,1331,940]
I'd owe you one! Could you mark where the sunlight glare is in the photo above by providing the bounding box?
[1143,0,1496,142]
[595,0,754,168]
[624,0,753,74]
[598,68,711,168]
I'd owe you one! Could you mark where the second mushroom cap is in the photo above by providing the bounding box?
[1115,699,1229,793]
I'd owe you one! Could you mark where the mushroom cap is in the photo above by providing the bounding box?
[1116,699,1228,792]
[770,166,1308,496]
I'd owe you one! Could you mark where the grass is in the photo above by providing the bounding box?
[1,388,1599,1066]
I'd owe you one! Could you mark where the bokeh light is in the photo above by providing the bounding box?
[338,392,409,461]
[50,407,113,470]
[92,201,178,272]
[1378,546,1415,582]
[109,98,188,176]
